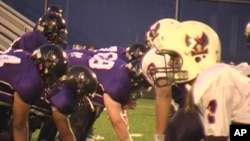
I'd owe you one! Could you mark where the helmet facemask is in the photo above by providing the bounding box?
[147,50,187,87]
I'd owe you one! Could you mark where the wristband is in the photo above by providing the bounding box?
[154,134,165,141]
[125,136,133,141]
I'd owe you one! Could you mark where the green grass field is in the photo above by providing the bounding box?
[32,98,155,141]
[93,98,155,141]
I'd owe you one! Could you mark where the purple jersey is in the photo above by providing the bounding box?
[66,50,131,106]
[30,84,76,116]
[10,31,48,53]
[0,49,43,105]
[49,85,76,115]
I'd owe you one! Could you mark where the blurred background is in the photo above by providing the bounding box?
[1,0,250,63]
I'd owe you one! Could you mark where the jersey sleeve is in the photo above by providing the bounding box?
[11,31,48,52]
[195,65,235,137]
[96,61,131,106]
[49,85,76,115]
[199,85,234,137]
[15,68,43,105]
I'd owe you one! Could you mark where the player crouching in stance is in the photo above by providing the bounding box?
[0,44,69,141]
[31,64,99,141]
[0,45,100,141]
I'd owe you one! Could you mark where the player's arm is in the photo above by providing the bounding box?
[51,107,76,141]
[12,92,31,141]
[103,93,132,141]
[154,80,172,141]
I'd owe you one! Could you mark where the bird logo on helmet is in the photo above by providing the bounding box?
[142,21,221,85]
[145,18,180,49]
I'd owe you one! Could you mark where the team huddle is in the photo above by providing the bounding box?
[1,5,250,141]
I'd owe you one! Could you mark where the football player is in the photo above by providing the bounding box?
[36,43,150,141]
[143,20,250,141]
[140,18,180,141]
[33,65,99,141]
[10,13,68,52]
[0,44,69,141]
[39,48,149,141]
[66,50,148,141]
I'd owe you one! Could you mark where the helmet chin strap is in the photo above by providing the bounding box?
[85,96,95,112]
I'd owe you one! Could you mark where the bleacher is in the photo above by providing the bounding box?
[0,1,35,51]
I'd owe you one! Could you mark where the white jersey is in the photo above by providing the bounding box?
[193,63,250,137]
[230,62,250,76]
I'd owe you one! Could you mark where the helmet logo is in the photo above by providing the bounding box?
[185,32,208,63]
[46,50,57,64]
[76,72,91,90]
[76,72,86,89]
[146,63,156,81]
[149,22,160,41]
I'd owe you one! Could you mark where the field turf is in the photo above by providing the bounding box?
[32,98,155,141]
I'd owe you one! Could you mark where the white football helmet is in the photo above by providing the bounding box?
[145,18,180,49]
[142,20,221,85]
[162,20,221,83]
[142,47,180,87]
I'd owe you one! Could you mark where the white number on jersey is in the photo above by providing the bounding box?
[68,52,84,58]
[97,46,118,52]
[89,52,118,70]
[0,54,21,67]
[69,51,117,70]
